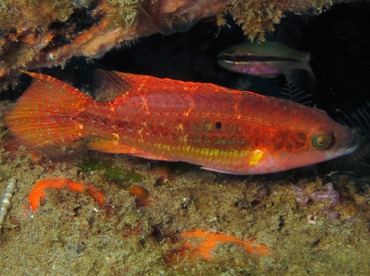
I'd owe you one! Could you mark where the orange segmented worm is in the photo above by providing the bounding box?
[29,178,106,211]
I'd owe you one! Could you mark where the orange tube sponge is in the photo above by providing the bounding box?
[29,178,106,211]
[164,229,270,265]
[128,185,150,207]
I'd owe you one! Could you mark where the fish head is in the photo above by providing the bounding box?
[247,107,359,174]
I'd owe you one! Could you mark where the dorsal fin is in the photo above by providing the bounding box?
[93,69,132,101]
[93,70,254,102]
[107,71,150,91]
[94,70,164,101]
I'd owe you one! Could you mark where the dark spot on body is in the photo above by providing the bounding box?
[99,118,108,126]
[297,132,307,141]
[115,120,127,129]
[274,142,284,150]
[81,114,89,122]
[215,122,222,129]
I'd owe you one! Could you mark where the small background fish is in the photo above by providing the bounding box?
[217,41,312,78]
[217,41,317,94]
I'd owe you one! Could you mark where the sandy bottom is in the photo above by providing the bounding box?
[0,101,369,275]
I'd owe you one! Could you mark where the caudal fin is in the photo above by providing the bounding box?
[5,71,92,149]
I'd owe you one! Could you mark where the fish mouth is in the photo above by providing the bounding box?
[347,128,360,152]
[333,128,360,157]
[340,143,359,156]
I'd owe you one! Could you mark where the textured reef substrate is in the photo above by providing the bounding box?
[0,146,369,274]
[0,0,369,274]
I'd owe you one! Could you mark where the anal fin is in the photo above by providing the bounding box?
[87,138,171,161]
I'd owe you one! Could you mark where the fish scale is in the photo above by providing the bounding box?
[5,70,358,174]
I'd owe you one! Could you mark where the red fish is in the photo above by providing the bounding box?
[5,70,358,174]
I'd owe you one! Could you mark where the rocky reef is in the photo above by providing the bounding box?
[0,1,369,274]
[0,0,336,90]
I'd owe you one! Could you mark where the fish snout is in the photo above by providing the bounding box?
[331,126,360,158]
[345,128,360,153]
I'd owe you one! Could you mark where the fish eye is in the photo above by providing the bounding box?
[311,130,333,150]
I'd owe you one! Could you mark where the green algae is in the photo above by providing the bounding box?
[105,0,139,29]
[0,0,83,29]
[220,0,335,41]
[78,157,143,187]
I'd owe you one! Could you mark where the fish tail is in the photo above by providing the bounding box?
[286,53,317,96]
[5,71,93,149]
[300,53,316,85]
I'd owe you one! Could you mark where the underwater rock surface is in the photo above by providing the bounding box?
[0,0,336,90]
[0,0,369,274]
